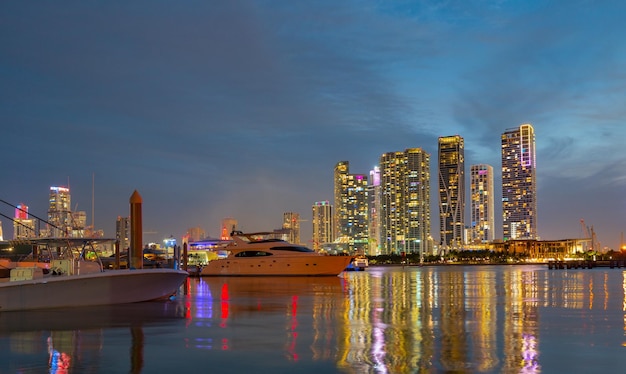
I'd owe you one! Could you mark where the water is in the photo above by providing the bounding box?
[1,265,625,373]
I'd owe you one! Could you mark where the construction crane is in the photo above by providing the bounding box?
[580,219,600,252]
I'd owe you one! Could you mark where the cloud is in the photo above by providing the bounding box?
[1,0,625,248]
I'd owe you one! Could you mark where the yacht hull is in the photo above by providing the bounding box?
[200,255,352,276]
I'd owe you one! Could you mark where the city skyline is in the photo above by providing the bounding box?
[1,1,625,250]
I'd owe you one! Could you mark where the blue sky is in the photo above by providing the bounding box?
[1,1,625,250]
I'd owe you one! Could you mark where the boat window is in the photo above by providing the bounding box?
[270,246,315,253]
[234,251,273,257]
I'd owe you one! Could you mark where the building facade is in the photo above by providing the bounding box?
[470,164,495,243]
[379,148,431,257]
[438,135,465,250]
[501,124,537,240]
[312,201,333,251]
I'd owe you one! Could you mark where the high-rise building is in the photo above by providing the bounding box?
[116,216,130,250]
[47,186,71,237]
[438,135,465,250]
[13,203,36,239]
[283,212,301,245]
[470,164,495,243]
[367,166,382,256]
[333,161,349,242]
[502,124,537,240]
[312,201,333,251]
[333,161,369,253]
[379,148,431,257]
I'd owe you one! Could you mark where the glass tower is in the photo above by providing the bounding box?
[501,124,537,240]
[438,135,465,250]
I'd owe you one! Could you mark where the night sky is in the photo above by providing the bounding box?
[2,1,625,249]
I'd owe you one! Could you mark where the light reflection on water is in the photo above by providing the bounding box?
[1,265,626,373]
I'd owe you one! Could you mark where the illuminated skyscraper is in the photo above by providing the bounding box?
[283,212,301,245]
[13,203,36,239]
[379,148,431,257]
[333,161,369,252]
[438,135,465,250]
[48,186,71,237]
[502,124,537,240]
[333,161,349,241]
[312,201,333,250]
[470,164,495,243]
[367,166,382,256]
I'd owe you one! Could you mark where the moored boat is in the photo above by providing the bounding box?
[0,238,188,312]
[346,255,369,271]
[200,232,353,276]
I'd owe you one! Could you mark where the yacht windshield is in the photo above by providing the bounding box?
[234,251,273,257]
[270,246,315,253]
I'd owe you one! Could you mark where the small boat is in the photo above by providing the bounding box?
[346,255,369,271]
[0,238,188,312]
[200,232,353,276]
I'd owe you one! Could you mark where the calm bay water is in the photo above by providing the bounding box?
[1,265,626,373]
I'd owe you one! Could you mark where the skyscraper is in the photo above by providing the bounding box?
[470,164,495,243]
[438,135,465,250]
[333,161,369,253]
[312,201,333,250]
[367,166,382,256]
[379,148,431,257]
[47,186,71,237]
[333,161,349,242]
[502,124,537,240]
[283,212,301,245]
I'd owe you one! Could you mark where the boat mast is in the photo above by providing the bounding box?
[92,172,95,234]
